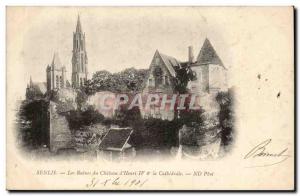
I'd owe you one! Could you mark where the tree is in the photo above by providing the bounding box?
[174,66,196,93]
[83,70,113,95]
[216,87,235,148]
[83,68,149,95]
[17,100,49,147]
[65,106,105,130]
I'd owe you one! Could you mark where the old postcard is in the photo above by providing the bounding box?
[6,6,294,190]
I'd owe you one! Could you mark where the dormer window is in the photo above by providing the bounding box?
[153,67,163,85]
[153,67,162,77]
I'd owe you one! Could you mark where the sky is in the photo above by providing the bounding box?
[8,7,292,100]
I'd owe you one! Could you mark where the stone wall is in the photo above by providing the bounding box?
[87,91,115,118]
[49,101,74,153]
[188,64,227,94]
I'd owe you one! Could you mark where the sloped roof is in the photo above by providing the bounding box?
[197,38,224,67]
[99,128,133,151]
[31,82,47,95]
[156,50,181,77]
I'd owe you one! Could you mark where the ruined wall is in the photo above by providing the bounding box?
[87,91,115,118]
[49,101,74,153]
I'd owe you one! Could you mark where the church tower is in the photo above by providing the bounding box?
[46,52,66,91]
[72,15,88,88]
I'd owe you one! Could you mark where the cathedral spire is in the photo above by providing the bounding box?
[72,14,88,88]
[52,52,62,68]
[30,76,33,87]
[76,14,82,33]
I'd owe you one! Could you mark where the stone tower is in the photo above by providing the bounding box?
[72,15,88,88]
[46,53,66,91]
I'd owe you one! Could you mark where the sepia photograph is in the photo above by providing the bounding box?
[6,6,294,191]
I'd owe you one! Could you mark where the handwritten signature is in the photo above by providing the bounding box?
[86,177,149,188]
[244,139,291,168]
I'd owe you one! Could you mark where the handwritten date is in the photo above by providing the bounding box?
[86,177,148,188]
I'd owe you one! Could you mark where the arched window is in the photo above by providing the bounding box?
[56,75,59,89]
[81,54,84,72]
[60,76,63,88]
[165,75,169,85]
[80,78,83,87]
[153,67,163,85]
[149,78,153,87]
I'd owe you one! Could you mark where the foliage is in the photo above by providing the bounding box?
[113,106,143,128]
[17,100,49,147]
[83,68,149,95]
[65,106,105,130]
[216,87,235,147]
[177,109,205,128]
[127,109,205,150]
[174,66,196,93]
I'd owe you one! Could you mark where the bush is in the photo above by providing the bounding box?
[216,88,235,147]
[65,106,105,130]
[17,100,49,147]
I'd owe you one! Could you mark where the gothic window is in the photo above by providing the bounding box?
[81,54,84,72]
[56,75,59,89]
[165,75,169,85]
[60,76,63,88]
[153,67,163,85]
[149,78,154,87]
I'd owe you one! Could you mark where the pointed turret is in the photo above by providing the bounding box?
[197,38,224,66]
[30,76,33,87]
[51,52,62,68]
[76,14,82,33]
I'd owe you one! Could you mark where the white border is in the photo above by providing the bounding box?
[1,1,298,195]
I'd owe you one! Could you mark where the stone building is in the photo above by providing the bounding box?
[142,38,227,120]
[143,50,180,95]
[46,53,67,91]
[71,15,88,88]
[187,38,227,94]
[142,50,181,120]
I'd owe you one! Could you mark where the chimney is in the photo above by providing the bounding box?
[188,46,194,63]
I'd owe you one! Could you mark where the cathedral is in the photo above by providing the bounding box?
[26,15,88,99]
